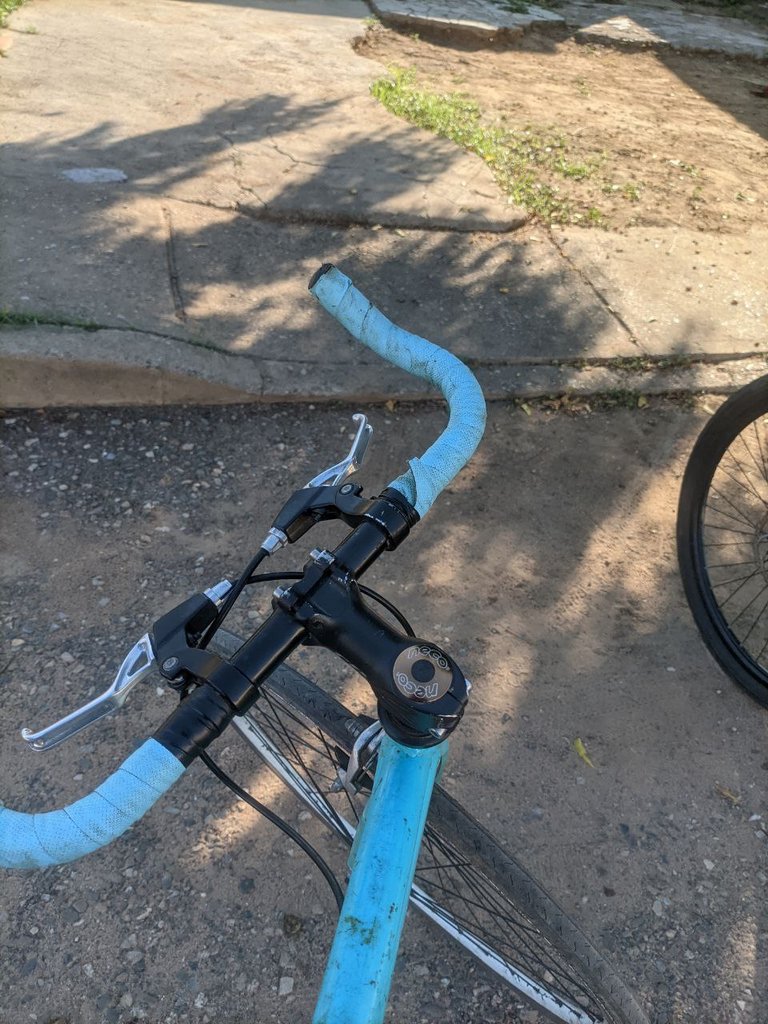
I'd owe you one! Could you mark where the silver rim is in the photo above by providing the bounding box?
[232,700,608,1024]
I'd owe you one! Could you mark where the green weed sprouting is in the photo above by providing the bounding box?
[371,67,604,225]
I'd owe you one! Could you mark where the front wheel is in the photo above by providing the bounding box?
[677,374,768,705]
[211,631,648,1024]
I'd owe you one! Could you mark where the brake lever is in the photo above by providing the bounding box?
[19,581,234,752]
[21,635,156,752]
[305,413,372,488]
[262,413,373,554]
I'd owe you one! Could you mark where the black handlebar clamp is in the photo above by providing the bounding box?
[270,483,417,548]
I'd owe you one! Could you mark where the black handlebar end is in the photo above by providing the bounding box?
[308,263,335,291]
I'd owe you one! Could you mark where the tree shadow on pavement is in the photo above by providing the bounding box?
[5,95,657,365]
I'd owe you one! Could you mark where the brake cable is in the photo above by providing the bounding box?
[199,748,345,912]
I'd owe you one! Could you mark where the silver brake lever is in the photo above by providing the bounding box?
[306,413,373,488]
[21,634,156,752]
[262,414,373,554]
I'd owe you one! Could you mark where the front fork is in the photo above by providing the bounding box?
[312,736,447,1024]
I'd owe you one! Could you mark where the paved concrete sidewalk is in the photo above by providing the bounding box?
[0,0,766,406]
[371,0,768,56]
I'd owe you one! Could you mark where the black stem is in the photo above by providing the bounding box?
[246,572,416,637]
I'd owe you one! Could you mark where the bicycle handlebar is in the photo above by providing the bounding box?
[0,739,184,869]
[309,265,486,517]
[2,265,486,871]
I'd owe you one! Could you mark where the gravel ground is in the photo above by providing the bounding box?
[1,401,767,1024]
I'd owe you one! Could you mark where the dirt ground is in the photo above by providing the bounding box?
[2,400,768,1024]
[358,25,768,231]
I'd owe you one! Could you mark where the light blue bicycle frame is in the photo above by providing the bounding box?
[313,735,446,1024]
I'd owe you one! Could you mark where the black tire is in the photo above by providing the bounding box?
[211,630,649,1024]
[678,374,768,706]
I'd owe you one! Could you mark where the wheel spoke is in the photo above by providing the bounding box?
[703,540,755,548]
[418,827,594,1006]
[718,580,768,629]
[712,567,761,606]
[701,524,754,536]
[222,660,634,1024]
[707,484,759,529]
[720,451,768,508]
[682,392,768,700]
[704,503,755,532]
[744,420,768,488]
[735,589,768,647]
[753,420,768,485]
[705,559,757,570]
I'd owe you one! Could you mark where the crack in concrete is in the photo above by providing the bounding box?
[233,201,494,233]
[4,319,763,372]
[213,129,261,202]
[0,320,373,366]
[266,138,327,170]
[3,321,208,347]
[546,225,645,351]
[156,190,510,232]
[161,205,187,323]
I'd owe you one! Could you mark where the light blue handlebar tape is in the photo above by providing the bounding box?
[0,738,185,869]
[309,265,486,517]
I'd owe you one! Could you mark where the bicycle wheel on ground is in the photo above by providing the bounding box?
[677,374,768,706]
[211,630,648,1024]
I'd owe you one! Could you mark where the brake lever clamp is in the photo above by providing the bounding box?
[151,582,257,706]
[263,482,418,556]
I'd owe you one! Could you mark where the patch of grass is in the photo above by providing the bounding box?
[0,310,102,331]
[602,180,642,202]
[513,392,667,416]
[667,158,699,178]
[493,0,530,13]
[573,77,590,98]
[612,353,698,372]
[371,67,604,224]
[0,0,24,27]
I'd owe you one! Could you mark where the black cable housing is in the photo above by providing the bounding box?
[199,548,268,649]
[199,749,344,912]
